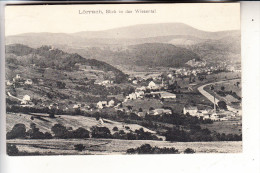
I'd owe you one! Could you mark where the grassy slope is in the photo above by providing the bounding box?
[6,113,162,138]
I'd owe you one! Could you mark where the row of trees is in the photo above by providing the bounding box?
[126,144,196,154]
[164,125,242,142]
[6,123,160,141]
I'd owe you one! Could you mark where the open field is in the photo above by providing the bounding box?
[201,119,242,135]
[7,138,242,155]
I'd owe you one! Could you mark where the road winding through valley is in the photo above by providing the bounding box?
[197,79,241,114]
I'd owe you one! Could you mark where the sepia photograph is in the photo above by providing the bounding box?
[4,3,242,156]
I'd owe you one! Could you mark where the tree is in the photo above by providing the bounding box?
[73,127,90,138]
[56,81,66,89]
[7,123,27,139]
[74,144,86,152]
[51,123,72,138]
[49,112,55,118]
[221,86,225,91]
[127,106,133,111]
[27,123,49,139]
[184,148,195,154]
[91,126,112,138]
[112,126,119,131]
[218,101,227,110]
[7,144,19,156]
[149,107,155,111]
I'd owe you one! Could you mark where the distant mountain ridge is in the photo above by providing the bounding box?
[5,23,240,67]
[6,23,240,46]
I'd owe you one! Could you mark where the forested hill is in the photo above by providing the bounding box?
[126,43,201,67]
[5,44,128,83]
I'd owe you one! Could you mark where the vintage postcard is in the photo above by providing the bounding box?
[4,3,241,156]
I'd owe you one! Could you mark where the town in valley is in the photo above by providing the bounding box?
[5,21,242,155]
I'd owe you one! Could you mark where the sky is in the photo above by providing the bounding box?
[5,3,240,36]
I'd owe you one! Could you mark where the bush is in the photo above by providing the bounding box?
[74,144,86,152]
[44,132,53,139]
[27,123,53,139]
[119,130,125,135]
[112,126,119,131]
[218,101,227,110]
[51,123,72,139]
[125,126,130,130]
[126,144,179,154]
[7,123,27,139]
[7,144,19,156]
[184,148,195,154]
[49,113,55,118]
[73,127,90,138]
[91,126,112,138]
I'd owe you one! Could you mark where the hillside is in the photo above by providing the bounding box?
[5,23,240,66]
[58,43,201,67]
[126,43,201,67]
[6,44,127,83]
[5,44,130,109]
[6,113,158,138]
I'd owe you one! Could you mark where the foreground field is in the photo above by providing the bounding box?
[7,138,242,155]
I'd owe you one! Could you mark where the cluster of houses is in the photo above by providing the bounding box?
[94,80,114,86]
[123,81,177,103]
[96,100,115,109]
[6,74,33,87]
[183,105,234,121]
[173,65,226,77]
[185,59,207,68]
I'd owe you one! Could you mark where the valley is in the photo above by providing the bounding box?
[5,23,242,155]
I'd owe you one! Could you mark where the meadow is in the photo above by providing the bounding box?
[7,138,242,155]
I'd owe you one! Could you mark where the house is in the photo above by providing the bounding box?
[183,106,198,116]
[21,95,31,105]
[136,86,146,91]
[25,79,33,85]
[107,100,115,107]
[159,92,176,99]
[150,108,172,116]
[128,93,137,100]
[97,101,107,109]
[98,118,104,125]
[16,74,21,79]
[167,74,173,79]
[73,104,81,109]
[137,112,145,117]
[23,95,31,101]
[209,113,219,121]
[135,91,144,98]
[203,114,211,120]
[38,79,44,85]
[132,80,138,84]
[147,81,159,90]
[102,80,113,85]
[6,80,13,86]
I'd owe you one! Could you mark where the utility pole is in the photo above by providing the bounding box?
[214,94,216,113]
[211,85,216,113]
